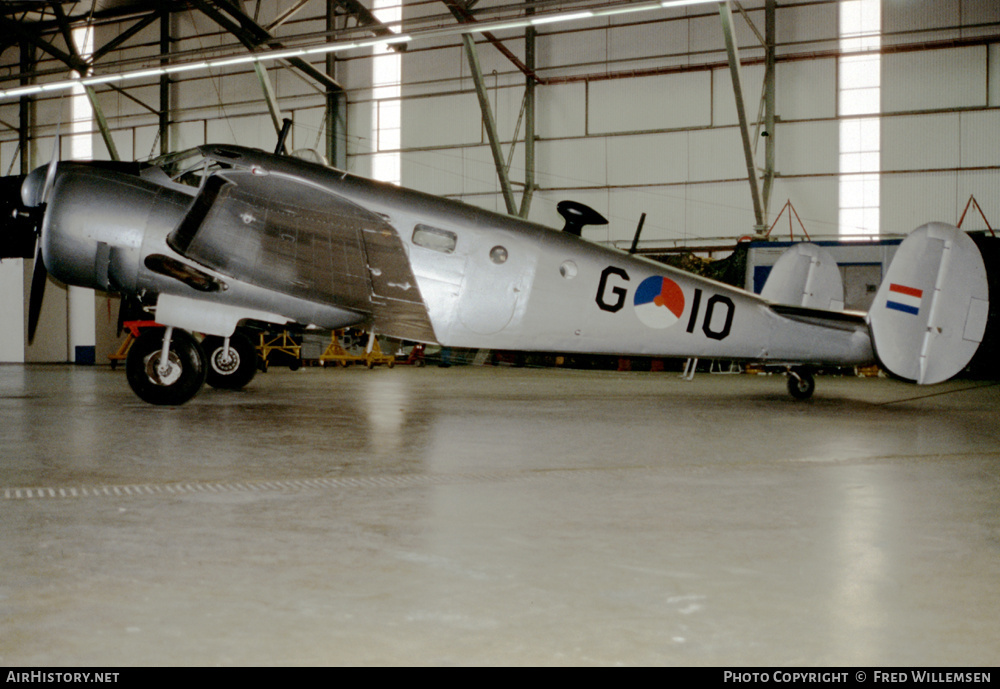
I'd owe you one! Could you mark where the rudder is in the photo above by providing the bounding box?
[868,223,989,384]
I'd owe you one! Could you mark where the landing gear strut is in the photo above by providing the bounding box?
[786,366,815,400]
[125,327,206,405]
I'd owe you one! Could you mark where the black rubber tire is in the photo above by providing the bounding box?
[125,328,206,406]
[787,367,815,400]
[203,332,258,390]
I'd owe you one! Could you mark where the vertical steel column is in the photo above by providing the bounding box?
[19,40,32,174]
[326,0,347,169]
[719,1,764,232]
[84,84,120,161]
[159,12,170,156]
[519,24,536,219]
[462,33,518,216]
[762,0,775,219]
[255,62,287,139]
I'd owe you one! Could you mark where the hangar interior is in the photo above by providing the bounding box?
[1,0,1000,667]
[1,0,999,363]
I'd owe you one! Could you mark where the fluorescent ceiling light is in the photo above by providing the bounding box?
[0,1,720,102]
[662,0,713,8]
[530,11,593,25]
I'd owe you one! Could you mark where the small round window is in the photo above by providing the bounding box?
[489,246,508,264]
[559,261,578,279]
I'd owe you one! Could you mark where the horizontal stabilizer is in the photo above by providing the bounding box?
[761,243,844,310]
[868,223,989,384]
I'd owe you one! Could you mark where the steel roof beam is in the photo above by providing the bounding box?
[330,0,405,50]
[188,0,344,92]
[440,0,545,84]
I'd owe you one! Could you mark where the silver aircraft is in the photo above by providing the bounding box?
[9,142,991,405]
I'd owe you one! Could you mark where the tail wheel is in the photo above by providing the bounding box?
[125,328,206,405]
[203,332,258,390]
[786,367,815,400]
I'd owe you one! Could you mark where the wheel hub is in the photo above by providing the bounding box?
[211,347,240,375]
[143,351,183,386]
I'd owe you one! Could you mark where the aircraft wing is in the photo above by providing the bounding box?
[166,169,437,342]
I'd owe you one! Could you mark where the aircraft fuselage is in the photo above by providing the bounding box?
[25,145,874,369]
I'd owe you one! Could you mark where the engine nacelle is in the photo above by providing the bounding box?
[27,164,190,294]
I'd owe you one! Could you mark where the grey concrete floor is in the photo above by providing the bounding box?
[1,363,998,666]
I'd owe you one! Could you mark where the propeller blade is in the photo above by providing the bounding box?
[27,246,47,344]
[40,135,60,206]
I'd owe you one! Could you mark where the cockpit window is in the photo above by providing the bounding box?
[147,147,230,188]
[412,225,457,254]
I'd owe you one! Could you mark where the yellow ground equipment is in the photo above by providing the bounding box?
[319,330,395,368]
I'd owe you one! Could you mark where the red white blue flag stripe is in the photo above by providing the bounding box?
[886,283,923,315]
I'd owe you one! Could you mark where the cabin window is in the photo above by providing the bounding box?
[412,225,457,254]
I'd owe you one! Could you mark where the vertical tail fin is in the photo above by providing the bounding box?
[761,242,845,310]
[867,223,989,384]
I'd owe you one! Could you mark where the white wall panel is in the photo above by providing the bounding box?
[589,72,712,134]
[959,110,1000,167]
[133,125,160,161]
[776,2,838,47]
[461,145,506,200]
[401,94,482,149]
[989,45,1000,106]
[961,0,1000,25]
[338,56,372,93]
[682,181,760,238]
[97,84,159,122]
[687,127,746,182]
[402,145,501,199]
[956,169,1000,230]
[1,140,21,174]
[346,95,373,145]
[491,85,529,144]
[292,107,328,154]
[534,137,607,189]
[883,0,960,34]
[402,46,462,95]
[171,120,205,151]
[34,98,66,142]
[882,47,987,113]
[776,59,836,120]
[401,150,466,197]
[882,113,960,171]
[607,187,688,244]
[537,24,606,70]
[0,259,24,362]
[881,172,960,234]
[768,177,840,238]
[274,62,322,100]
[107,129,133,161]
[688,10,759,58]
[607,18,689,63]
[536,83,586,139]
[774,120,838,176]
[606,131,688,186]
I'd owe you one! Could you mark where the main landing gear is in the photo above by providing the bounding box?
[202,332,257,390]
[786,366,815,400]
[125,327,258,405]
[125,327,206,406]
